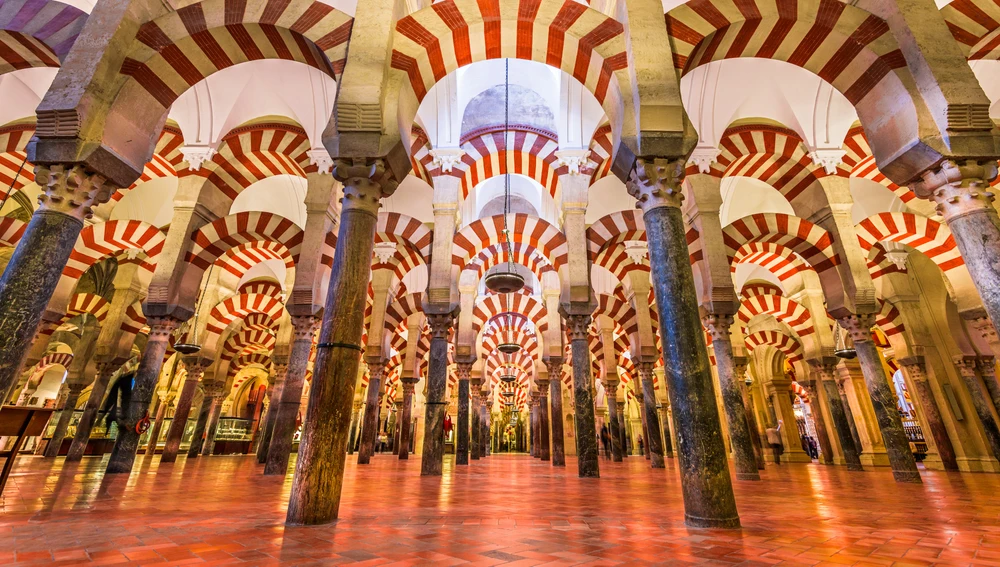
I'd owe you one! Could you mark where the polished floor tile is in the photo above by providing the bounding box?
[1,453,998,565]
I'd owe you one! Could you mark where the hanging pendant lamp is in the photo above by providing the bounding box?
[499,373,517,384]
[832,321,857,360]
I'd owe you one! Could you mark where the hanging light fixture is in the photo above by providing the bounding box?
[497,310,521,354]
[833,321,857,359]
[174,264,214,355]
[483,58,525,295]
[500,373,517,384]
[501,390,514,398]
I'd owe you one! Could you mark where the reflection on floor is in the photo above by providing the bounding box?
[1,454,997,565]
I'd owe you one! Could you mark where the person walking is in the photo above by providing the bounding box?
[600,424,611,460]
[765,419,784,464]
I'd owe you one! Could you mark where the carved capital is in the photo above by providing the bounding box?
[900,359,927,382]
[35,164,112,220]
[625,158,686,213]
[965,313,1000,345]
[636,358,656,379]
[544,357,564,378]
[333,158,399,216]
[180,145,216,170]
[977,356,996,374]
[954,355,979,378]
[687,146,721,174]
[838,314,876,344]
[807,358,839,382]
[147,316,179,341]
[425,308,458,338]
[910,159,998,221]
[455,360,475,381]
[202,380,226,397]
[808,148,846,175]
[701,313,734,342]
[429,148,466,174]
[181,356,208,380]
[307,148,334,175]
[555,149,592,176]
[559,303,593,341]
[291,315,320,341]
[271,363,290,382]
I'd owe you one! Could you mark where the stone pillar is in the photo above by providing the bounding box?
[536,377,551,461]
[144,392,171,460]
[545,359,566,466]
[202,391,224,456]
[657,406,674,458]
[66,361,117,461]
[626,158,739,528]
[636,360,665,468]
[0,166,112,403]
[358,360,386,464]
[106,317,179,473]
[799,379,834,465]
[286,158,401,526]
[617,399,628,456]
[955,356,1000,461]
[481,391,491,456]
[257,362,289,464]
[560,307,600,477]
[421,309,457,475]
[841,315,920,482]
[810,360,864,470]
[703,314,759,480]
[264,315,319,475]
[974,355,1000,415]
[347,400,362,454]
[398,378,416,460]
[187,386,215,458]
[734,359,765,470]
[43,382,86,458]
[897,357,958,471]
[602,381,623,461]
[913,160,1000,334]
[160,357,205,463]
[455,358,474,465]
[470,378,482,460]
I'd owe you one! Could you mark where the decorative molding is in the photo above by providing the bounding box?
[808,148,846,175]
[555,149,591,175]
[307,148,333,175]
[687,146,721,174]
[429,148,466,173]
[180,146,216,171]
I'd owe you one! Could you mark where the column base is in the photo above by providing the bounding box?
[846,463,864,472]
[735,471,760,481]
[892,470,923,483]
[685,514,741,529]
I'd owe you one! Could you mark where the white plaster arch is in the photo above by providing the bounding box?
[230,175,308,229]
[720,177,795,227]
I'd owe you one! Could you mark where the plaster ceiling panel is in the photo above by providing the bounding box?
[384,176,433,224]
[109,177,178,228]
[0,68,58,126]
[969,60,1000,118]
[586,176,633,224]
[230,175,308,229]
[720,177,794,227]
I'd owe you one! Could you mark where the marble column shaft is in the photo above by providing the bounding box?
[843,316,920,482]
[398,380,416,459]
[604,382,623,462]
[43,383,85,457]
[956,357,1000,460]
[66,362,117,461]
[202,397,223,456]
[144,394,170,461]
[810,361,863,470]
[286,159,397,526]
[264,316,318,475]
[160,360,204,463]
[902,360,958,471]
[627,158,739,528]
[187,391,214,458]
[421,310,456,475]
[638,361,665,468]
[704,315,759,480]
[546,359,566,466]
[470,382,482,460]
[0,166,110,403]
[256,364,288,464]
[357,361,385,464]
[106,317,178,474]
[562,310,600,478]
[800,380,834,465]
[537,380,551,461]
[456,361,474,465]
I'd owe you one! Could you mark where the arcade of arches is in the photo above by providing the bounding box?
[5,0,1000,561]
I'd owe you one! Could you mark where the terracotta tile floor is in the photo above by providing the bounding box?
[1,454,1000,566]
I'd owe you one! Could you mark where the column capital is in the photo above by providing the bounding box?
[910,159,998,221]
[559,303,593,341]
[333,158,401,216]
[35,164,113,220]
[625,157,686,213]
[291,315,321,341]
[976,356,996,373]
[146,316,180,340]
[455,357,475,381]
[636,357,656,378]
[898,356,928,382]
[424,305,459,338]
[807,358,839,382]
[701,313,735,341]
[954,355,980,378]
[271,363,290,382]
[963,310,999,345]
[837,314,876,343]
[202,380,226,397]
[543,357,564,378]
[181,356,208,380]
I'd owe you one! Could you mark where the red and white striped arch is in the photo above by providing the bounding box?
[237,279,284,299]
[723,213,839,274]
[238,311,277,332]
[216,240,296,278]
[207,293,286,336]
[453,214,567,271]
[29,352,74,382]
[738,289,814,337]
[586,210,645,259]
[229,352,272,382]
[594,293,638,339]
[666,0,911,107]
[855,213,963,273]
[40,293,110,338]
[120,301,147,336]
[383,292,425,336]
[841,127,914,203]
[377,212,433,261]
[221,328,276,361]
[740,282,784,299]
[118,126,186,200]
[0,216,27,247]
[0,0,87,75]
[874,298,904,338]
[466,241,554,285]
[63,220,165,279]
[372,244,425,289]
[864,242,906,281]
[190,123,313,203]
[941,0,1000,60]
[472,291,549,335]
[188,212,303,270]
[0,124,35,197]
[593,242,649,284]
[587,123,613,184]
[117,0,352,112]
[391,0,629,106]
[436,127,562,199]
[482,330,540,361]
[732,241,811,283]
[744,329,804,365]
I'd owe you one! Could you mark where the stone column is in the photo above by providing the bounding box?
[187,387,214,458]
[470,377,482,460]
[530,392,539,457]
[536,377,551,461]
[602,381,623,461]
[43,382,86,458]
[809,360,863,470]
[264,315,319,475]
[734,359,765,470]
[799,379,834,465]
[107,316,179,474]
[617,399,628,456]
[545,358,566,466]
[626,158,739,528]
[841,315,920,482]
[202,391,224,456]
[913,160,1000,333]
[898,357,958,471]
[0,166,112,403]
[358,360,386,464]
[347,401,362,454]
[560,307,600,477]
[482,390,491,456]
[144,392,171,460]
[637,360,664,468]
[286,158,401,526]
[955,356,1000,461]
[703,314,759,480]
[657,406,674,458]
[160,357,205,463]
[421,309,457,476]
[256,362,289,464]
[66,361,117,461]
[974,355,1000,415]
[398,378,416,460]
[455,358,474,465]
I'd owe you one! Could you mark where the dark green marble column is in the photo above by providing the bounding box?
[455,359,475,465]
[545,358,566,467]
[956,356,1000,461]
[841,315,920,482]
[358,360,386,464]
[537,378,551,461]
[560,306,600,478]
[626,158,739,528]
[421,308,457,476]
[398,378,416,460]
[637,360,664,468]
[470,379,482,460]
[66,361,117,461]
